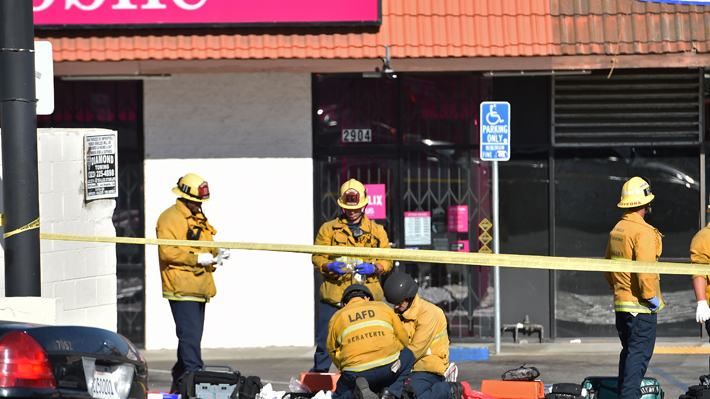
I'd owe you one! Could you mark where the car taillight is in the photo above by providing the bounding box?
[0,331,56,389]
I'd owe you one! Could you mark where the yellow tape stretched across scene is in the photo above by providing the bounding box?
[3,218,40,239]
[35,232,710,276]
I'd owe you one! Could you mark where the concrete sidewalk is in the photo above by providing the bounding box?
[141,338,710,363]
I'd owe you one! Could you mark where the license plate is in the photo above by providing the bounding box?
[341,129,372,143]
[91,370,119,399]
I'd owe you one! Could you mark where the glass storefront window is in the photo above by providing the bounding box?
[316,155,395,235]
[401,149,493,338]
[315,71,707,341]
[314,74,398,146]
[313,73,496,339]
[554,147,700,337]
[402,75,492,145]
[499,150,549,256]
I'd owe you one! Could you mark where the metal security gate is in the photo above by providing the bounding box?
[313,73,495,339]
[38,80,145,346]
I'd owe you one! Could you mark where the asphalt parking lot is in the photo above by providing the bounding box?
[143,340,710,399]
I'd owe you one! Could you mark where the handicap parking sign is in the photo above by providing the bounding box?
[480,101,510,161]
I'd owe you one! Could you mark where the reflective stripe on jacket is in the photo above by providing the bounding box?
[313,215,392,305]
[398,295,450,375]
[604,211,664,313]
[690,223,710,305]
[326,297,409,373]
[157,199,219,302]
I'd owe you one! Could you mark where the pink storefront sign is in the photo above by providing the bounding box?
[447,205,469,233]
[364,184,386,220]
[33,0,381,27]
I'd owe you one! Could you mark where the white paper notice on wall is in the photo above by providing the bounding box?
[34,41,54,115]
[404,211,431,246]
[84,131,119,201]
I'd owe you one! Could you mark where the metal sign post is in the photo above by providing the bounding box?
[479,101,510,354]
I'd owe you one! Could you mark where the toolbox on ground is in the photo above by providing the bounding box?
[582,376,663,399]
[178,364,241,399]
[480,380,546,399]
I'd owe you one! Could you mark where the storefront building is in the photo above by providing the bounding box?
[31,0,710,348]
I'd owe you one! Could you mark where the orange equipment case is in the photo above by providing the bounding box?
[299,373,341,392]
[480,380,545,399]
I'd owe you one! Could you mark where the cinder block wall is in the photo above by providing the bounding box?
[0,128,117,330]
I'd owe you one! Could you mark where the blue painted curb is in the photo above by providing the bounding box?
[449,347,489,361]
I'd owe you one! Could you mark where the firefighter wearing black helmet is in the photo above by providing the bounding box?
[327,285,415,399]
[156,173,230,393]
[384,273,460,399]
[604,176,664,399]
[311,178,393,373]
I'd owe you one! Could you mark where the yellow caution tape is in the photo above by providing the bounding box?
[3,218,40,239]
[1,214,707,275]
[35,232,710,275]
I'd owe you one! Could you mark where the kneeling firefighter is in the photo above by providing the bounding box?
[384,272,461,399]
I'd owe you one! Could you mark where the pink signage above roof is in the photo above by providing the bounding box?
[33,0,381,27]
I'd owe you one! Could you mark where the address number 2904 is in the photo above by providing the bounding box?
[341,129,372,143]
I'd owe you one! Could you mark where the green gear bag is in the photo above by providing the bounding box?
[582,376,663,399]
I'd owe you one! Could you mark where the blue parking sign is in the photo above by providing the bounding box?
[480,101,510,161]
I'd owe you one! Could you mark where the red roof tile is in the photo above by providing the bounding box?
[550,0,710,55]
[37,0,554,62]
[34,0,710,64]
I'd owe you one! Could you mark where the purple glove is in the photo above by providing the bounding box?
[647,296,660,312]
[355,263,377,275]
[328,261,347,275]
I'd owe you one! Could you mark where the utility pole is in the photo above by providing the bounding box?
[0,0,41,296]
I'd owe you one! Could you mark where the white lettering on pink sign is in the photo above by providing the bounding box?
[112,0,168,9]
[447,205,469,233]
[364,184,386,220]
[55,0,204,11]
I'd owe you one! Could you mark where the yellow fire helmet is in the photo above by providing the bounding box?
[617,176,654,208]
[172,173,210,202]
[337,178,369,209]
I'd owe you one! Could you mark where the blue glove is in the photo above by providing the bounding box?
[647,296,660,311]
[328,261,347,275]
[355,263,377,275]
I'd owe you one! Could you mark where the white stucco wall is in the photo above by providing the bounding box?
[144,73,313,350]
[0,128,117,330]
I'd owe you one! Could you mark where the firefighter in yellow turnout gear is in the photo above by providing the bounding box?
[156,173,230,392]
[311,178,393,372]
[328,284,415,399]
[604,176,664,399]
[690,198,710,372]
[384,273,460,399]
